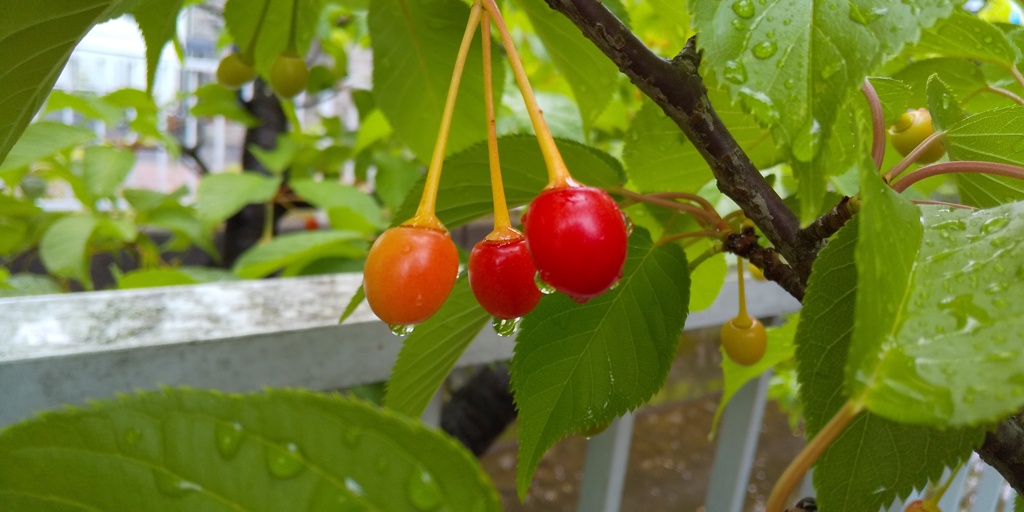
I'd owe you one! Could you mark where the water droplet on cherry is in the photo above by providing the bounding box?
[492,316,522,337]
[390,324,415,336]
[534,272,557,294]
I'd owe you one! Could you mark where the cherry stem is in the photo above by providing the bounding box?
[411,3,484,231]
[861,79,885,170]
[927,460,964,506]
[286,0,299,54]
[1011,66,1024,92]
[881,131,945,183]
[984,85,1024,106]
[645,191,718,217]
[615,188,728,231]
[911,199,976,210]
[688,244,723,272]
[658,230,722,245]
[481,11,514,238]
[734,256,752,328]
[765,400,864,512]
[242,0,272,59]
[482,0,572,188]
[892,160,1024,193]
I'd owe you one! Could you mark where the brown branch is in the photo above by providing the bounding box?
[723,230,805,300]
[542,0,816,286]
[544,1,1024,498]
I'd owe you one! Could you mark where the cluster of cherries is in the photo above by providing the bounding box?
[360,2,628,336]
[214,14,310,98]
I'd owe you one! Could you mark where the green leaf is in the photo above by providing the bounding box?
[117,268,200,289]
[196,173,281,224]
[131,0,185,94]
[43,90,122,124]
[373,152,422,212]
[794,218,983,511]
[910,10,1020,68]
[0,274,63,298]
[232,230,367,278]
[83,145,135,199]
[38,215,100,287]
[685,239,726,312]
[511,228,689,498]
[0,389,501,511]
[339,284,366,324]
[124,187,188,213]
[395,135,625,228]
[0,122,96,174]
[191,84,260,127]
[711,316,798,433]
[623,93,779,193]
[0,0,128,165]
[384,278,490,417]
[249,136,298,175]
[290,179,385,228]
[891,58,987,113]
[851,200,1024,426]
[944,106,1024,207]
[691,0,954,147]
[513,0,619,132]
[925,74,965,132]
[352,109,393,155]
[368,0,503,161]
[868,76,913,125]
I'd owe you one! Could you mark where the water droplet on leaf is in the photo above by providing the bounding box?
[124,427,141,446]
[752,41,778,59]
[723,60,748,84]
[266,442,305,479]
[792,119,822,162]
[731,0,755,18]
[982,216,1010,234]
[407,468,442,510]
[153,471,201,496]
[216,422,244,459]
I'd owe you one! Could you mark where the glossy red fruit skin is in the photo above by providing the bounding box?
[523,185,628,302]
[363,226,459,327]
[468,237,542,319]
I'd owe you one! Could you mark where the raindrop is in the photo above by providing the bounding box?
[737,88,779,123]
[731,0,755,19]
[982,216,1010,234]
[608,277,622,290]
[792,119,822,162]
[153,471,201,497]
[783,18,792,25]
[492,316,522,337]
[570,294,592,304]
[124,427,142,446]
[535,272,557,294]
[345,477,365,496]
[752,41,778,59]
[266,442,305,479]
[621,213,634,236]
[993,298,1008,309]
[986,282,1009,294]
[784,79,794,90]
[216,422,244,459]
[732,19,746,31]
[990,236,1009,248]
[723,60,748,84]
[407,469,442,511]
[343,427,363,449]
[390,324,415,337]
[933,219,966,231]
[985,351,1014,362]
[820,62,842,80]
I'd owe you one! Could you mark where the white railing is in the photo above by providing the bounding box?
[0,274,1014,511]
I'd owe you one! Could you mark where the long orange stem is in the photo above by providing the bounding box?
[481,11,514,239]
[410,3,484,230]
[481,0,572,188]
[766,400,864,512]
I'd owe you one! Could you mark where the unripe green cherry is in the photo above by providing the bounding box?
[216,53,256,89]
[888,108,944,164]
[269,53,309,98]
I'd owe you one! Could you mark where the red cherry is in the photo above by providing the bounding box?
[363,226,459,327]
[523,185,628,302]
[468,234,542,320]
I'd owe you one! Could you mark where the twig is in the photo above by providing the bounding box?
[861,79,885,170]
[891,160,1024,193]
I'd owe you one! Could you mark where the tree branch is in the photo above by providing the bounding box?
[543,0,818,284]
[545,0,1024,499]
